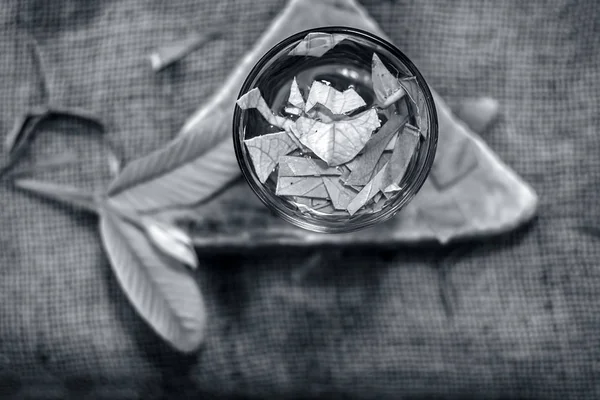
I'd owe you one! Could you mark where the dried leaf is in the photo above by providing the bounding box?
[372,53,406,108]
[372,192,383,204]
[322,177,358,210]
[288,77,305,109]
[141,217,199,270]
[278,155,341,177]
[345,114,406,185]
[304,81,366,114]
[13,178,98,214]
[311,198,330,209]
[294,109,380,166]
[284,106,302,116]
[399,77,429,137]
[381,123,420,192]
[346,161,390,216]
[288,32,347,57]
[276,176,328,198]
[150,30,222,71]
[244,131,298,183]
[99,207,206,353]
[384,133,397,151]
[237,88,294,130]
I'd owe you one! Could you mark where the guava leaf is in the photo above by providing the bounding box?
[278,155,341,177]
[322,177,358,210]
[372,53,406,108]
[345,114,406,185]
[288,77,305,109]
[276,176,328,198]
[99,207,206,353]
[288,32,348,57]
[244,131,298,183]
[294,108,380,166]
[237,88,294,130]
[382,123,420,192]
[304,81,366,114]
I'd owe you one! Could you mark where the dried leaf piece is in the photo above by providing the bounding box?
[284,106,302,116]
[99,207,207,353]
[288,32,347,57]
[294,109,380,166]
[244,131,297,183]
[294,196,313,207]
[384,134,397,151]
[237,88,294,130]
[399,77,430,137]
[141,217,199,270]
[304,81,366,114]
[382,123,420,192]
[372,53,406,108]
[150,30,222,72]
[372,192,383,204]
[322,177,358,210]
[346,161,390,216]
[276,176,328,198]
[278,156,341,177]
[311,198,330,209]
[288,77,305,109]
[345,114,407,185]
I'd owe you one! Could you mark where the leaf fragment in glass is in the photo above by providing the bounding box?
[288,77,305,109]
[284,106,302,116]
[399,77,429,138]
[372,53,407,108]
[288,32,348,57]
[294,108,380,166]
[346,161,390,216]
[244,131,297,183]
[276,176,328,198]
[345,114,406,185]
[382,123,420,192]
[311,198,330,209]
[322,177,358,210]
[304,81,366,114]
[237,88,294,130]
[278,156,341,177]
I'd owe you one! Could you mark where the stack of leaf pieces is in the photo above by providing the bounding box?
[238,53,425,216]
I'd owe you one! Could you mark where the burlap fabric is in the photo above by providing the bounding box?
[0,0,598,398]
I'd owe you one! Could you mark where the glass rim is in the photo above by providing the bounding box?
[232,26,438,233]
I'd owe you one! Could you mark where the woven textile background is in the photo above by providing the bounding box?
[0,0,599,399]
